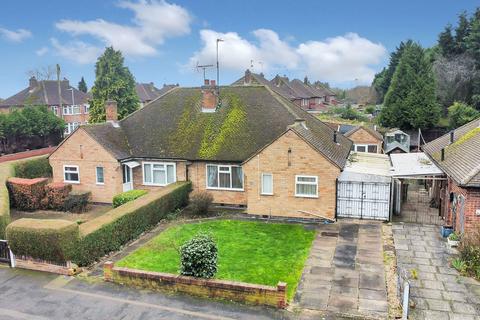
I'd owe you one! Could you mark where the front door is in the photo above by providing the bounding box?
[122,165,133,192]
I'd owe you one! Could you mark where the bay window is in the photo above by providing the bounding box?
[143,162,176,186]
[206,164,243,190]
[295,175,318,198]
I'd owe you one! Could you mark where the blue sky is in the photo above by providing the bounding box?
[0,0,478,98]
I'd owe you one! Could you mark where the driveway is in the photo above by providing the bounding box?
[295,220,388,319]
[393,223,480,319]
[0,266,286,320]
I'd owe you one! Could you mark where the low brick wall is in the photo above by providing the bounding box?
[15,257,79,276]
[104,261,287,308]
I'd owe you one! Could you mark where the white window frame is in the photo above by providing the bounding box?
[64,122,79,135]
[295,175,318,198]
[353,144,377,153]
[96,166,105,185]
[301,99,308,107]
[63,165,80,184]
[261,173,273,196]
[51,105,58,116]
[62,105,81,115]
[205,164,244,191]
[142,162,176,186]
[84,104,90,114]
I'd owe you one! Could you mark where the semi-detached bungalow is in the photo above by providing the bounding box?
[49,81,352,220]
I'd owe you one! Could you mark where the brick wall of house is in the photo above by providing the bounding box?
[188,161,247,206]
[49,128,122,203]
[348,128,382,153]
[447,178,480,233]
[243,130,340,219]
[132,161,187,191]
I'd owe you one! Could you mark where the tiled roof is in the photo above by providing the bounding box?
[423,117,480,187]
[84,86,351,168]
[344,126,383,141]
[135,83,178,103]
[0,79,90,108]
[83,123,131,160]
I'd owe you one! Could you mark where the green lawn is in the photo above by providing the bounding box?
[117,219,316,300]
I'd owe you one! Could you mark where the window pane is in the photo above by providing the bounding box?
[166,165,175,184]
[96,167,104,183]
[153,169,165,185]
[297,183,316,196]
[368,145,377,153]
[144,164,152,183]
[219,172,231,188]
[262,174,273,194]
[356,145,366,152]
[231,167,243,189]
[207,166,218,187]
[297,176,316,183]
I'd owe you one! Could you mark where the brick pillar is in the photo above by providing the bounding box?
[276,282,287,308]
[104,261,114,281]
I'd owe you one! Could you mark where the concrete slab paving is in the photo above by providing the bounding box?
[296,220,388,319]
[393,223,480,319]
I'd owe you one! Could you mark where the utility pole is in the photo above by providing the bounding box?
[56,64,63,120]
[216,38,224,93]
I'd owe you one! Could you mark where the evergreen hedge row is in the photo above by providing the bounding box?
[72,182,190,266]
[6,219,80,264]
[0,163,14,239]
[112,189,148,208]
[13,157,52,179]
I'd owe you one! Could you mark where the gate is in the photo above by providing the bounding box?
[0,240,15,267]
[337,181,391,220]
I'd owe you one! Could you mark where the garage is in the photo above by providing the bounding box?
[336,153,392,221]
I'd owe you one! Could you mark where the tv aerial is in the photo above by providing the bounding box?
[195,62,214,81]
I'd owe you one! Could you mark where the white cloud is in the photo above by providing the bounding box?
[297,33,387,83]
[50,38,103,64]
[188,29,386,85]
[36,46,49,56]
[0,28,32,42]
[55,0,191,58]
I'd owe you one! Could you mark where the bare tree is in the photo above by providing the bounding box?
[26,65,56,80]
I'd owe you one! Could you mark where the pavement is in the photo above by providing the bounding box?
[295,220,388,319]
[393,223,480,320]
[0,266,287,320]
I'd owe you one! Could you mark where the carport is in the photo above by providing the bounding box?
[390,152,446,224]
[337,153,392,221]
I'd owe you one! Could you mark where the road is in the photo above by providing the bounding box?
[0,266,288,320]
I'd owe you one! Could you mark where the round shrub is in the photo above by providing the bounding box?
[180,233,218,278]
[189,191,213,216]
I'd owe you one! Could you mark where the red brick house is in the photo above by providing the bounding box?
[49,81,352,220]
[232,70,336,113]
[423,118,480,233]
[0,77,91,135]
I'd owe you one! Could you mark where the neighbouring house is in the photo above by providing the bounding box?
[423,117,480,233]
[49,80,352,220]
[0,76,91,135]
[135,82,178,107]
[325,123,383,153]
[384,129,410,154]
[232,70,336,113]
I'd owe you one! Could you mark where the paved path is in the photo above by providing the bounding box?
[0,267,286,320]
[296,220,388,319]
[393,223,480,320]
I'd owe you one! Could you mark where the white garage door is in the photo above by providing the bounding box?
[337,181,391,220]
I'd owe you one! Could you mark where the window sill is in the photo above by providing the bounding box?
[96,183,105,186]
[260,193,274,196]
[206,187,244,192]
[143,182,173,187]
[295,194,318,199]
[64,180,80,184]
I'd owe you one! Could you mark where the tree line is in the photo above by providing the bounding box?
[0,106,64,154]
[373,7,480,130]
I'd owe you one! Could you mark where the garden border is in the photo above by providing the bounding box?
[104,261,287,308]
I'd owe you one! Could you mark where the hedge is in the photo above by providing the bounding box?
[6,219,80,264]
[113,189,148,208]
[13,157,52,179]
[63,190,91,213]
[72,182,191,266]
[0,163,14,238]
[7,177,48,211]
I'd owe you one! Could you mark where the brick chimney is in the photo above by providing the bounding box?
[244,69,252,84]
[29,76,38,89]
[105,100,118,124]
[202,80,217,113]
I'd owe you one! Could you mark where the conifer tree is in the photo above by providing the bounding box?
[454,12,470,54]
[78,77,88,93]
[89,47,139,123]
[438,25,456,56]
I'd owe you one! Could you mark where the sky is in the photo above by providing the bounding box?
[0,0,478,98]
